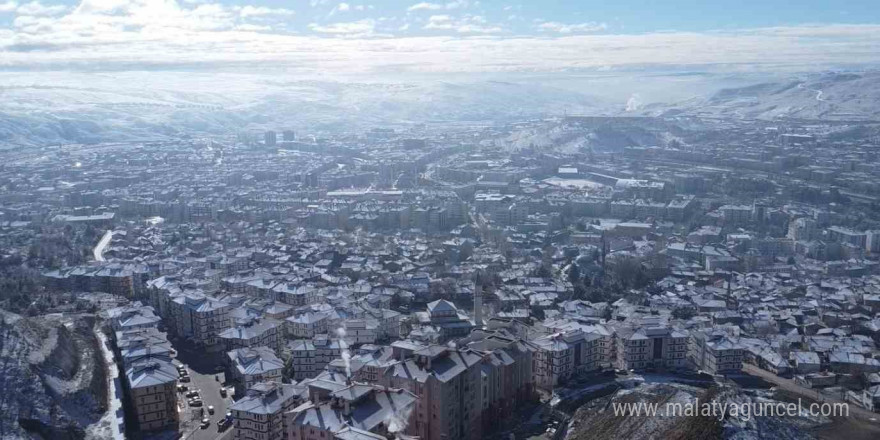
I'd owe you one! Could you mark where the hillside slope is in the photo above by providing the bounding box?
[648,72,880,121]
[0,311,106,440]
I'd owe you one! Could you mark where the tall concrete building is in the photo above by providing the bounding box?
[265,131,277,146]
[230,382,302,440]
[613,324,689,371]
[227,346,285,396]
[688,331,745,374]
[286,383,418,440]
[367,345,484,440]
[124,359,179,432]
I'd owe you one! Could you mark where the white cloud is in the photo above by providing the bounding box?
[73,0,128,15]
[16,1,67,16]
[235,23,270,32]
[444,0,469,9]
[0,1,18,13]
[0,4,878,76]
[337,2,349,12]
[424,13,502,33]
[408,1,469,12]
[537,21,607,34]
[423,14,451,29]
[308,18,375,35]
[407,2,442,11]
[239,5,294,18]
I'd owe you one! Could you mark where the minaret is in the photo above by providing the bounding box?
[474,283,483,327]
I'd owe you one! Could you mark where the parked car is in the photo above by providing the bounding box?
[189,399,204,407]
[179,376,191,383]
[186,390,200,398]
[177,385,188,392]
[218,418,232,431]
[220,388,227,398]
[200,418,210,429]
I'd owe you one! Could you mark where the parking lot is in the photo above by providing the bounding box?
[172,339,235,440]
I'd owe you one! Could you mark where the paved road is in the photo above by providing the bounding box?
[93,230,113,262]
[743,364,880,423]
[173,341,235,440]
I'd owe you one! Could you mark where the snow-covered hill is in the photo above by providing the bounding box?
[0,72,609,147]
[645,71,880,121]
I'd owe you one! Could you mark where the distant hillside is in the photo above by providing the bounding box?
[0,75,608,147]
[647,71,880,121]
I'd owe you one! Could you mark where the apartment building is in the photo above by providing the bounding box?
[169,293,232,351]
[688,331,745,374]
[413,300,475,342]
[219,317,284,353]
[124,359,179,432]
[227,346,285,397]
[530,326,612,391]
[462,330,535,432]
[343,319,379,344]
[614,324,689,371]
[106,303,161,333]
[285,311,329,339]
[371,345,483,440]
[230,382,302,440]
[111,324,179,433]
[286,383,418,440]
[287,335,343,381]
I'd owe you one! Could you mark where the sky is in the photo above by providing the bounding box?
[0,0,879,74]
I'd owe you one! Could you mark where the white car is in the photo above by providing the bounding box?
[208,405,215,415]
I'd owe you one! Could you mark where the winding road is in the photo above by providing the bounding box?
[93,230,113,262]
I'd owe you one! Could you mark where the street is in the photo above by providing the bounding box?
[173,339,235,440]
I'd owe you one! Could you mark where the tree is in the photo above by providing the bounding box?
[568,263,581,284]
[672,306,696,320]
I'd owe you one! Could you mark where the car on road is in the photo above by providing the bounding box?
[217,418,232,431]
[208,405,214,415]
[200,418,210,429]
[220,388,227,397]
[189,399,204,407]
[186,390,200,398]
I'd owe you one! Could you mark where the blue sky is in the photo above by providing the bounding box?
[1,0,879,72]
[3,0,880,35]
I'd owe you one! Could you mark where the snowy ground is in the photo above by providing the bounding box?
[85,328,124,440]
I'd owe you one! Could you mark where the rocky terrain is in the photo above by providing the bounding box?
[0,311,107,440]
